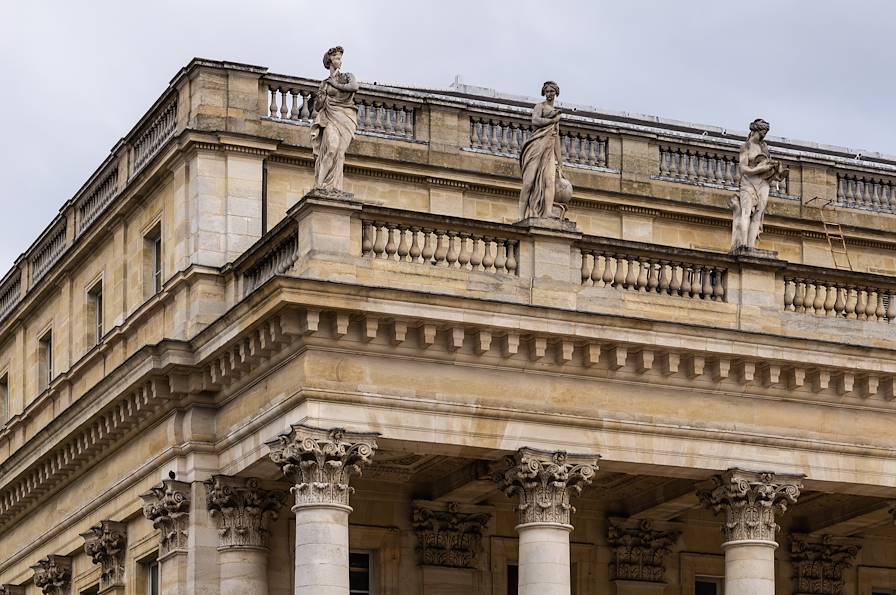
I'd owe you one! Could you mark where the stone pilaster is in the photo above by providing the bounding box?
[0,585,26,595]
[30,555,72,595]
[204,475,285,550]
[80,521,127,592]
[267,425,379,595]
[411,501,491,569]
[698,469,803,595]
[267,425,378,508]
[697,469,803,544]
[496,448,599,527]
[496,448,599,595]
[607,518,679,583]
[790,534,861,595]
[140,476,191,558]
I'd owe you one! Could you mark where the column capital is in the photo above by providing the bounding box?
[411,501,491,569]
[607,518,680,583]
[140,475,191,558]
[80,520,127,591]
[790,534,861,595]
[204,475,286,550]
[266,425,379,508]
[30,555,72,595]
[697,468,803,544]
[495,447,599,527]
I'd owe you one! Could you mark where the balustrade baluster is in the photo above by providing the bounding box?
[866,289,879,320]
[445,231,459,267]
[403,107,414,137]
[494,240,507,272]
[457,233,472,269]
[813,283,826,315]
[397,227,410,261]
[504,240,518,274]
[658,261,670,294]
[856,288,868,320]
[290,91,300,120]
[299,91,311,119]
[689,267,702,297]
[647,259,659,293]
[269,86,278,118]
[822,282,836,316]
[409,227,422,262]
[278,88,289,119]
[784,279,796,310]
[361,222,373,255]
[803,282,816,315]
[509,123,520,153]
[433,231,449,266]
[481,238,495,271]
[888,290,896,322]
[700,266,712,299]
[668,263,682,295]
[592,254,606,286]
[421,229,436,263]
[384,224,398,260]
[635,258,648,291]
[876,290,886,320]
[373,223,388,258]
[581,251,593,285]
[845,287,858,319]
[612,255,626,288]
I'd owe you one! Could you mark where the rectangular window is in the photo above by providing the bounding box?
[88,281,104,346]
[0,373,8,423]
[695,577,723,595]
[38,330,53,392]
[349,551,371,595]
[507,564,519,595]
[148,559,159,595]
[144,223,162,297]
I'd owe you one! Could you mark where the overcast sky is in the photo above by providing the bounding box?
[1,0,894,274]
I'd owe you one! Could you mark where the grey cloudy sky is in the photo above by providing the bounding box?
[1,0,894,274]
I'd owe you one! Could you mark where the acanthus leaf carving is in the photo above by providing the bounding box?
[204,475,286,550]
[80,520,127,590]
[790,534,861,595]
[607,518,679,583]
[411,502,491,569]
[140,476,191,557]
[495,447,599,526]
[697,469,802,543]
[30,555,72,595]
[266,425,379,508]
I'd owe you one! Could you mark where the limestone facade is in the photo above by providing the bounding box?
[0,58,895,595]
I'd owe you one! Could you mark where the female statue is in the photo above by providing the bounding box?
[730,118,787,251]
[310,46,360,193]
[518,81,573,220]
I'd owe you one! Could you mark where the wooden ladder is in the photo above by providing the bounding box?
[806,197,852,270]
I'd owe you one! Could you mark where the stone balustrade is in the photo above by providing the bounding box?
[468,116,609,169]
[235,220,300,298]
[580,244,727,302]
[30,220,67,285]
[837,173,896,213]
[784,276,896,322]
[266,83,316,121]
[76,165,120,233]
[0,272,21,323]
[361,219,520,275]
[132,97,177,171]
[658,145,792,197]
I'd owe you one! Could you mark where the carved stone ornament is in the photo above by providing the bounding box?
[30,555,72,595]
[495,447,599,526]
[411,502,491,569]
[607,518,680,583]
[205,475,286,550]
[266,425,378,508]
[0,584,26,595]
[140,476,191,557]
[697,469,803,543]
[790,534,861,595]
[80,520,127,590]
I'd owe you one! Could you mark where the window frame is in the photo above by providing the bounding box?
[87,279,104,346]
[38,328,53,392]
[349,549,374,595]
[0,370,8,424]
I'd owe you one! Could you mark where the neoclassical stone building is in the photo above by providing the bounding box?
[0,57,895,595]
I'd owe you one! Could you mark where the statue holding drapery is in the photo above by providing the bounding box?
[518,81,573,221]
[730,118,787,251]
[310,46,359,193]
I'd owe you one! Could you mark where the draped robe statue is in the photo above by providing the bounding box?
[310,46,359,193]
[518,81,573,220]
[730,118,787,251]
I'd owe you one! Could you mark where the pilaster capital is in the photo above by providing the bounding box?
[697,468,803,544]
[495,447,599,526]
[204,475,286,550]
[411,501,491,569]
[30,555,72,595]
[607,518,680,583]
[790,534,861,595]
[266,425,379,508]
[0,585,26,595]
[140,476,191,557]
[80,521,127,590]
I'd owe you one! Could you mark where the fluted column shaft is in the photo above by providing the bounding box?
[698,469,803,595]
[267,425,378,595]
[496,448,600,595]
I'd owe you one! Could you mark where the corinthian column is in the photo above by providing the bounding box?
[80,521,127,595]
[698,469,803,595]
[496,448,599,595]
[140,475,191,595]
[267,425,378,595]
[205,475,285,595]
